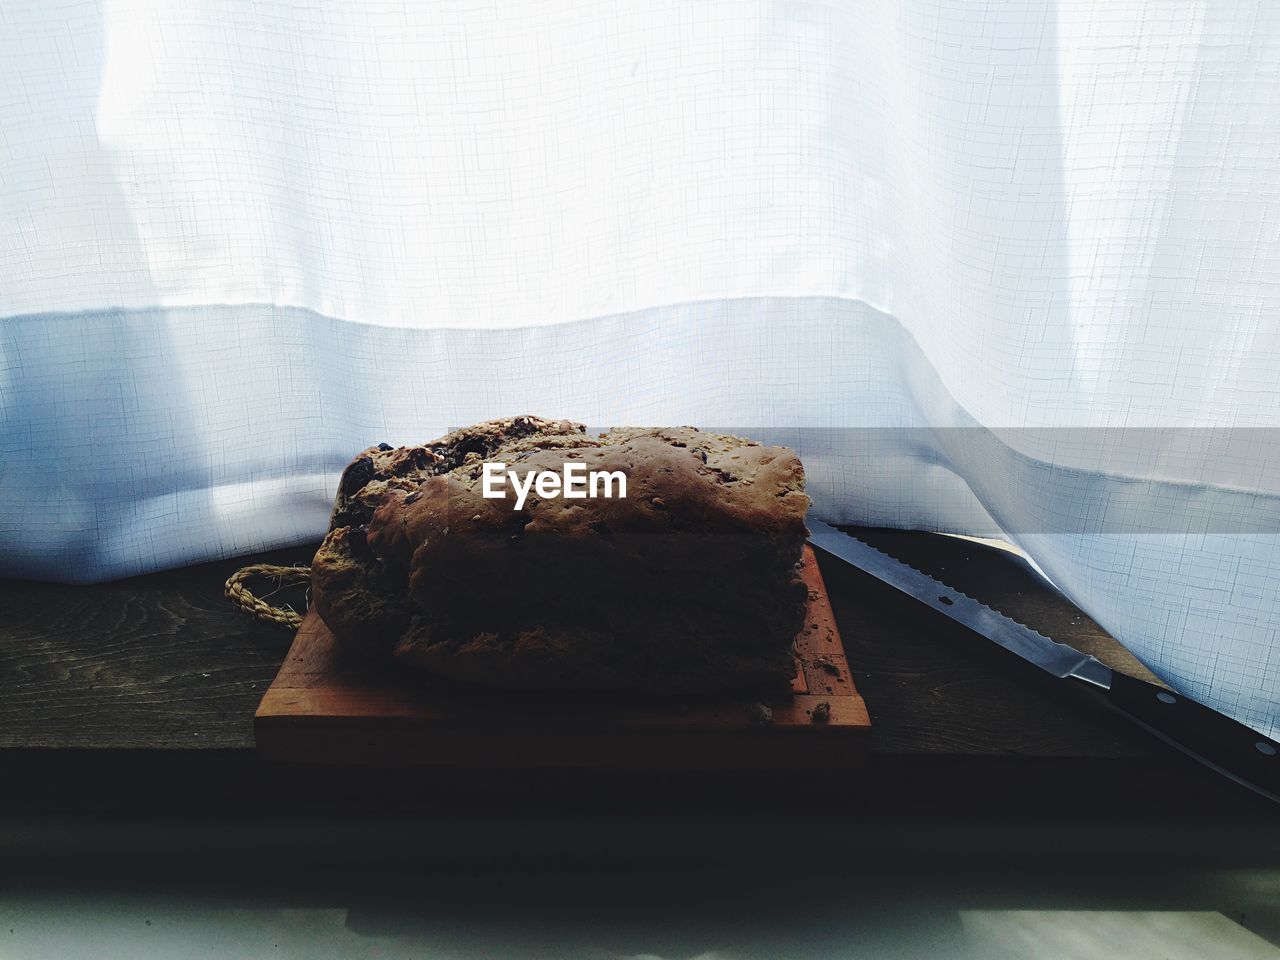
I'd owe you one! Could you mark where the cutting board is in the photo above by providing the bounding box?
[255,545,870,771]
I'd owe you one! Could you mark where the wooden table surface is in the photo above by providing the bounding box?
[1,527,1276,825]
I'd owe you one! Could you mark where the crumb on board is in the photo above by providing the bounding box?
[811,701,831,723]
[816,655,841,676]
[749,702,773,725]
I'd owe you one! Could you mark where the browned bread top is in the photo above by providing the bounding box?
[311,416,809,693]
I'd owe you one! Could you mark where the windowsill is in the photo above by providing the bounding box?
[0,529,1274,830]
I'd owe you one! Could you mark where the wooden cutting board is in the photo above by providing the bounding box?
[255,545,870,771]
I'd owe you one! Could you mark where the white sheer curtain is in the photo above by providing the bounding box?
[2,0,1278,735]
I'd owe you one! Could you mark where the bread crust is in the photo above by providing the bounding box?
[311,417,810,693]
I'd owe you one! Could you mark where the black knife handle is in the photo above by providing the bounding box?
[1101,670,1280,801]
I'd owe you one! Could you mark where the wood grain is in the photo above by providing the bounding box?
[255,546,871,771]
[0,527,1158,760]
[4,528,1275,818]
[0,545,312,749]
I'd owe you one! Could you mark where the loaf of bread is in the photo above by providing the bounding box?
[311,416,810,694]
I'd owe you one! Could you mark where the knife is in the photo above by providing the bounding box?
[807,518,1280,803]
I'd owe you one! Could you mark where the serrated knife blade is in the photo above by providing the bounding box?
[807,517,1280,803]
[806,519,1112,688]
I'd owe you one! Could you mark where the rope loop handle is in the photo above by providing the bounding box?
[224,563,312,631]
